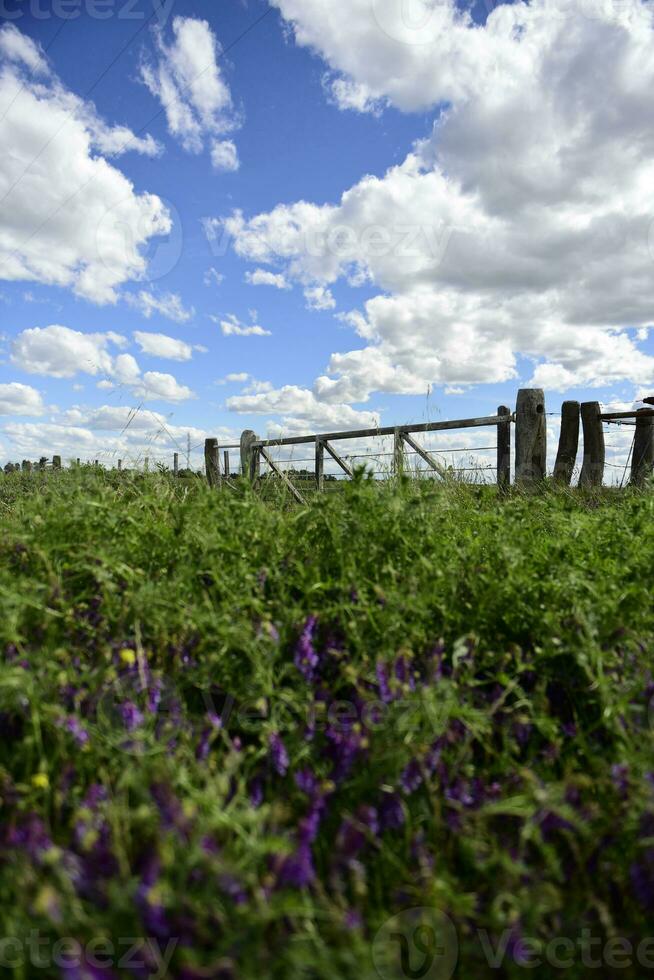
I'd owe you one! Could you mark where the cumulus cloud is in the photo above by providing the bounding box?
[0,382,44,416]
[220,0,654,401]
[133,331,199,362]
[132,371,195,402]
[11,325,126,378]
[126,290,194,323]
[0,25,168,304]
[226,384,378,431]
[245,269,290,290]
[304,285,336,311]
[140,16,241,166]
[214,313,272,337]
[216,371,250,385]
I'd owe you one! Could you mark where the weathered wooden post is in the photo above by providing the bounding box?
[631,409,654,487]
[223,450,230,478]
[117,459,122,472]
[173,452,179,477]
[76,458,80,467]
[52,455,61,470]
[240,430,260,483]
[579,402,605,488]
[393,427,404,476]
[497,405,511,490]
[553,401,580,485]
[315,436,324,491]
[39,457,47,471]
[515,389,546,485]
[204,438,221,488]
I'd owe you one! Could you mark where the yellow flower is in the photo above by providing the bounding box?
[32,773,49,790]
[119,648,136,666]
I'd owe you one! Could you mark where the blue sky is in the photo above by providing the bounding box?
[1,0,653,471]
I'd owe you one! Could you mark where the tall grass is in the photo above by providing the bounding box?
[0,470,653,977]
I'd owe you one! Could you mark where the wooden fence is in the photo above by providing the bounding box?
[4,389,654,495]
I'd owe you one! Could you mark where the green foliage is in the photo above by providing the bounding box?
[0,470,653,978]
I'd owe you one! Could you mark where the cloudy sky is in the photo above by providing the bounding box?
[0,0,653,470]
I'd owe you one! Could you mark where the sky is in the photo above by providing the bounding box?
[0,0,653,474]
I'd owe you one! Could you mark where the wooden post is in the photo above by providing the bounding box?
[204,438,221,488]
[240,430,260,483]
[515,389,546,485]
[117,459,122,472]
[173,452,179,477]
[315,437,324,491]
[631,409,654,487]
[223,451,230,478]
[144,457,149,472]
[579,402,605,488]
[497,405,511,490]
[393,427,404,476]
[39,457,47,471]
[76,458,80,467]
[52,455,61,470]
[553,401,580,485]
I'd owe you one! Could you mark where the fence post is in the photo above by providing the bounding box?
[553,401,580,485]
[515,389,546,485]
[240,430,260,483]
[579,402,605,488]
[393,427,404,476]
[52,455,61,470]
[117,460,122,472]
[39,457,47,471]
[631,409,654,487]
[173,452,179,477]
[144,457,149,473]
[204,438,221,488]
[224,450,230,478]
[315,437,324,491]
[497,405,511,490]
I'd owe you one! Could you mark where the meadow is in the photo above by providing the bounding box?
[1,469,653,978]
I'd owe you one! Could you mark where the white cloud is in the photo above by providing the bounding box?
[140,16,240,159]
[216,371,250,385]
[0,27,168,304]
[222,0,654,399]
[215,313,271,337]
[304,285,336,311]
[0,23,48,74]
[204,267,225,286]
[0,382,44,416]
[126,290,194,323]
[133,331,198,361]
[132,371,195,402]
[210,139,239,173]
[11,325,126,378]
[245,268,290,290]
[226,384,378,432]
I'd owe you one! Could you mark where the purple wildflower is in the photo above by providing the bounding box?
[295,769,319,796]
[269,732,289,776]
[376,661,393,703]
[276,842,315,888]
[58,715,90,747]
[294,615,319,682]
[249,776,264,808]
[120,701,143,732]
[379,791,405,831]
[400,758,423,795]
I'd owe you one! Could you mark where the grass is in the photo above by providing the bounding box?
[0,469,653,978]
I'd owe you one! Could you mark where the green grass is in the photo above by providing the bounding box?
[0,470,653,978]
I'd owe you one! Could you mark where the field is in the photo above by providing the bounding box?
[1,470,654,978]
